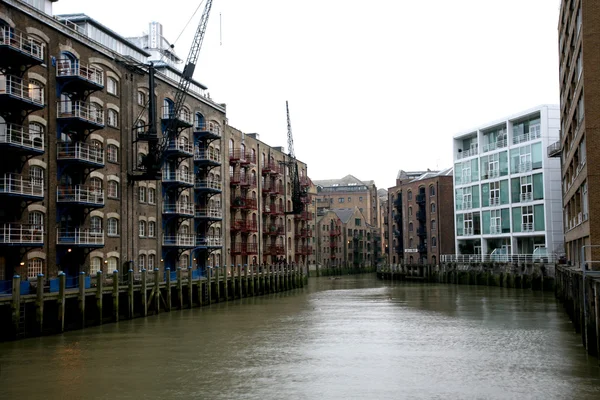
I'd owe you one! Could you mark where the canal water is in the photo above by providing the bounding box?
[1,275,600,400]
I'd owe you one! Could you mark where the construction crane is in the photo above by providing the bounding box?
[285,101,307,214]
[133,0,214,180]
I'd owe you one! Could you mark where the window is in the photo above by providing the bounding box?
[107,77,118,95]
[138,254,146,271]
[107,257,118,274]
[29,122,44,147]
[520,176,532,202]
[409,222,413,232]
[107,109,119,127]
[28,79,44,103]
[408,206,412,216]
[338,198,344,203]
[148,188,156,205]
[108,180,118,198]
[430,203,436,213]
[28,211,44,229]
[148,221,156,238]
[137,91,146,106]
[348,197,351,203]
[148,254,156,270]
[490,210,501,233]
[431,220,436,230]
[490,181,500,206]
[429,185,435,196]
[522,205,534,232]
[355,218,361,226]
[107,144,118,163]
[90,216,102,235]
[90,177,102,195]
[90,257,102,275]
[139,186,146,203]
[139,220,146,237]
[27,258,43,279]
[107,218,119,236]
[359,196,363,202]
[30,166,44,187]
[407,191,412,200]
[464,213,474,235]
[431,237,437,247]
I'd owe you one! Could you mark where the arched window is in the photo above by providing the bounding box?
[137,91,146,106]
[430,185,436,196]
[28,79,44,103]
[28,122,44,148]
[90,257,102,275]
[195,112,205,130]
[148,254,156,270]
[107,77,118,96]
[27,258,44,279]
[90,216,102,235]
[431,220,436,230]
[408,206,412,216]
[138,254,146,271]
[431,203,436,213]
[179,254,189,269]
[163,98,174,119]
[107,144,118,163]
[409,238,413,247]
[148,221,156,237]
[408,222,413,232]
[90,177,103,194]
[138,186,146,203]
[107,109,119,128]
[431,237,437,247]
[107,218,119,236]
[182,107,190,124]
[57,51,77,75]
[137,152,146,168]
[229,139,234,157]
[407,191,412,201]
[29,165,44,187]
[108,180,119,198]
[28,210,44,229]
[107,256,118,274]
[138,220,146,237]
[90,102,103,124]
[148,188,156,205]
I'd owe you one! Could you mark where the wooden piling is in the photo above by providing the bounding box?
[112,270,119,322]
[128,269,134,318]
[153,268,160,313]
[58,273,66,333]
[36,274,44,334]
[141,269,147,317]
[215,267,220,302]
[188,267,194,308]
[237,265,242,298]
[78,271,86,328]
[244,265,249,297]
[96,271,103,324]
[166,268,172,311]
[177,267,183,309]
[11,275,21,338]
[207,268,212,305]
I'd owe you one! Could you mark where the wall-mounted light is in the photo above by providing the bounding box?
[67,248,72,253]
[20,262,25,266]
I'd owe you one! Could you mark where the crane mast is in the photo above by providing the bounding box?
[134,0,214,180]
[285,101,306,215]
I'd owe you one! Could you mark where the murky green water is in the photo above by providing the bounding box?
[1,275,599,399]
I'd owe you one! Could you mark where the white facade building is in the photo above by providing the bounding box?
[452,105,564,261]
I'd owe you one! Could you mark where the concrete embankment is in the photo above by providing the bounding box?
[311,266,376,277]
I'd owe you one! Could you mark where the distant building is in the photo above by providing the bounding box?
[387,169,454,265]
[452,105,563,260]
[556,1,595,267]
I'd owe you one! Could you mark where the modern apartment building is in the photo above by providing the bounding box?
[387,169,454,265]
[453,105,563,259]
[0,0,312,282]
[556,0,597,267]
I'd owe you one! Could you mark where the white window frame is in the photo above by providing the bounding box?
[107,144,118,163]
[139,186,146,203]
[138,254,146,271]
[107,77,118,96]
[148,254,155,270]
[27,258,43,279]
[148,188,156,205]
[107,218,119,236]
[522,205,534,232]
[490,181,500,206]
[108,180,119,199]
[90,257,102,275]
[139,220,146,237]
[107,109,119,128]
[148,221,156,238]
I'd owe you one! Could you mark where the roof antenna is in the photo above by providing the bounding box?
[219,12,222,46]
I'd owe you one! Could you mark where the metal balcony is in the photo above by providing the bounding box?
[162,234,195,248]
[57,141,104,167]
[0,173,43,200]
[520,192,533,203]
[56,100,105,129]
[294,211,310,220]
[161,106,193,129]
[329,229,341,237]
[0,26,45,67]
[416,210,426,221]
[264,224,284,236]
[163,202,194,217]
[162,170,194,187]
[229,148,245,164]
[522,222,534,232]
[300,176,311,187]
[418,244,427,253]
[0,123,44,154]
[196,235,222,248]
[417,226,427,237]
[547,141,561,158]
[195,207,223,220]
[231,196,257,210]
[194,148,221,166]
[270,184,284,196]
[296,245,312,255]
[56,185,104,207]
[0,224,43,246]
[231,242,258,255]
[194,179,222,193]
[56,58,104,92]
[193,122,221,139]
[416,193,426,204]
[0,74,44,111]
[261,161,277,174]
[240,176,257,189]
[164,139,193,158]
[56,228,104,247]
[518,161,532,173]
[241,151,256,165]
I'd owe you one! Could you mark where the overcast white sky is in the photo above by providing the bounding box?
[54,0,561,190]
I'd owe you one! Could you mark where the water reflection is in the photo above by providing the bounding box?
[1,275,599,400]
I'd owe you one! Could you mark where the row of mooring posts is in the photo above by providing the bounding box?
[4,264,305,340]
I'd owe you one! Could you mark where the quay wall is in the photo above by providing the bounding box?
[0,265,307,341]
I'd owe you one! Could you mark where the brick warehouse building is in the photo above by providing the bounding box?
[387,169,455,266]
[555,0,599,267]
[0,0,312,282]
